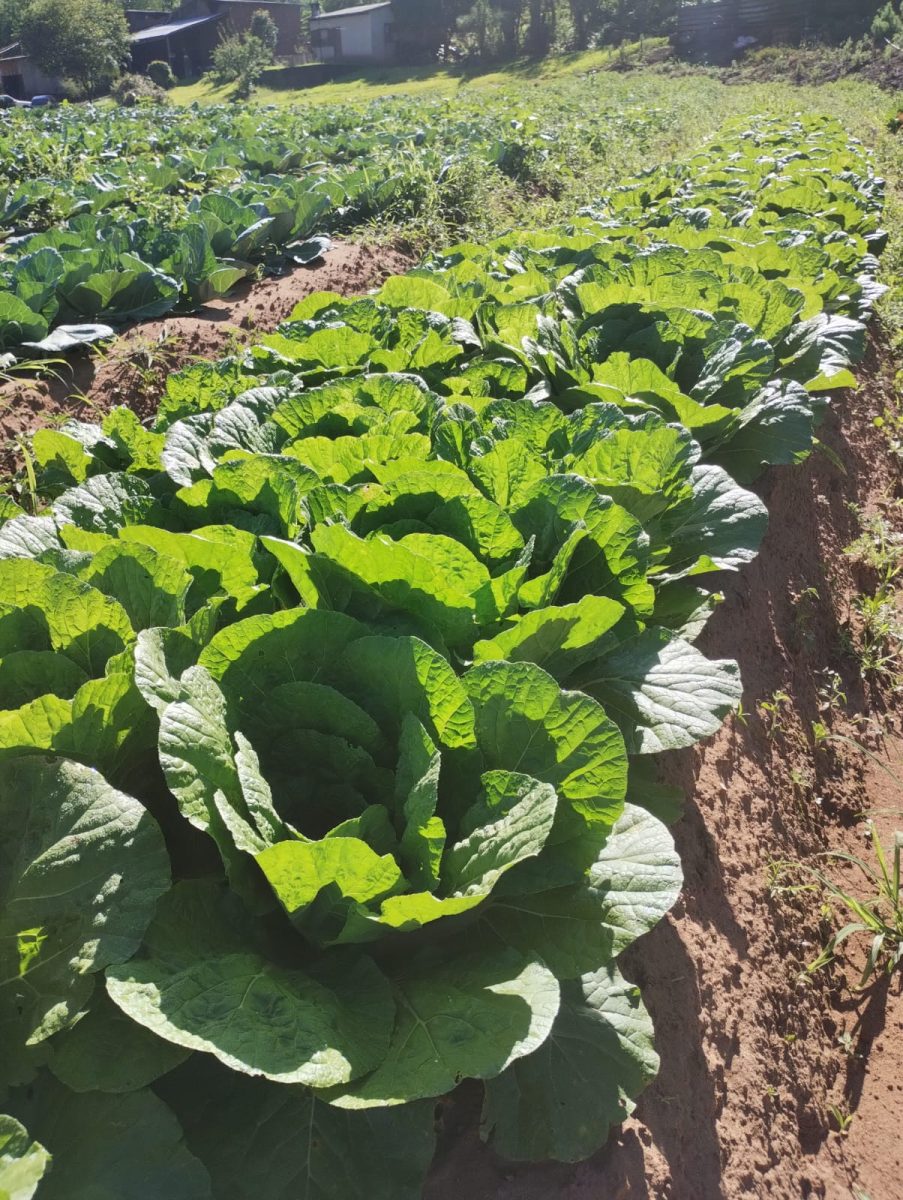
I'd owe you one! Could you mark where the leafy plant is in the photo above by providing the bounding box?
[210,30,275,98]
[147,59,176,89]
[0,113,887,1197]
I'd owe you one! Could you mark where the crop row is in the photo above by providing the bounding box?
[0,94,670,355]
[0,115,884,1199]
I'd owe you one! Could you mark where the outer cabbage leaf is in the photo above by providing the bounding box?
[0,757,169,1084]
[572,627,742,754]
[106,880,394,1087]
[158,1058,437,1200]
[6,1080,211,1200]
[481,963,659,1162]
[484,803,681,977]
[329,942,559,1108]
[0,1114,49,1200]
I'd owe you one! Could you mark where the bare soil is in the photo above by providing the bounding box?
[0,239,414,479]
[427,343,903,1200]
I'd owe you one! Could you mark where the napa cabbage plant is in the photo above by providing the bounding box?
[0,114,886,1199]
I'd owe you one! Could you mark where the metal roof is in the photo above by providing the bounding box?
[310,2,391,20]
[130,14,220,42]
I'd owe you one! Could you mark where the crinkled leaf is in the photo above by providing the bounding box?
[106,880,394,1087]
[481,963,659,1162]
[330,943,559,1107]
[0,757,169,1080]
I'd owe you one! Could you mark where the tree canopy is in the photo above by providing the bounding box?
[19,0,130,93]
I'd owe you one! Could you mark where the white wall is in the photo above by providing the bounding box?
[312,6,394,62]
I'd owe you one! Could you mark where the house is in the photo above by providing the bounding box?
[128,0,302,77]
[674,0,813,59]
[129,13,222,77]
[309,1,396,65]
[0,0,303,97]
[0,43,62,99]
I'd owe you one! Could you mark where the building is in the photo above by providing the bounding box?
[674,0,813,59]
[128,0,302,77]
[129,13,222,77]
[0,43,62,99]
[309,1,396,65]
[0,0,303,97]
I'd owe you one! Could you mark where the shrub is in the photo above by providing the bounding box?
[209,30,273,97]
[111,72,166,104]
[146,59,176,88]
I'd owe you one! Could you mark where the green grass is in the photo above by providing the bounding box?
[168,40,670,107]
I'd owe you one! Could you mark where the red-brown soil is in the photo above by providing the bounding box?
[0,240,414,478]
[427,343,903,1200]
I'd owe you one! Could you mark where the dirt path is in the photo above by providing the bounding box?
[0,240,414,478]
[426,345,903,1200]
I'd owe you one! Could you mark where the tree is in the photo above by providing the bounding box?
[568,0,597,49]
[457,0,505,57]
[391,0,471,59]
[19,0,131,94]
[871,0,903,41]
[210,28,274,97]
[249,7,279,53]
[0,0,23,47]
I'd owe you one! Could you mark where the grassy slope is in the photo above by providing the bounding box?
[168,40,670,106]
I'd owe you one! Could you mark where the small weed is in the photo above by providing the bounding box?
[774,823,903,989]
[845,505,903,583]
[0,353,69,387]
[759,689,793,739]
[16,441,39,516]
[816,668,847,715]
[790,764,816,799]
[852,592,903,684]
[812,720,831,747]
[829,1104,855,1135]
[844,506,903,687]
[792,585,821,652]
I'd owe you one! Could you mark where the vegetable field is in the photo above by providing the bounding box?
[0,90,674,356]
[0,78,896,1200]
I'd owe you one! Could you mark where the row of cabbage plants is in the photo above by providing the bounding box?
[0,94,669,355]
[0,114,884,1199]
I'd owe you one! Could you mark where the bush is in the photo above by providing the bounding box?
[111,72,166,105]
[147,59,176,88]
[209,30,273,98]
